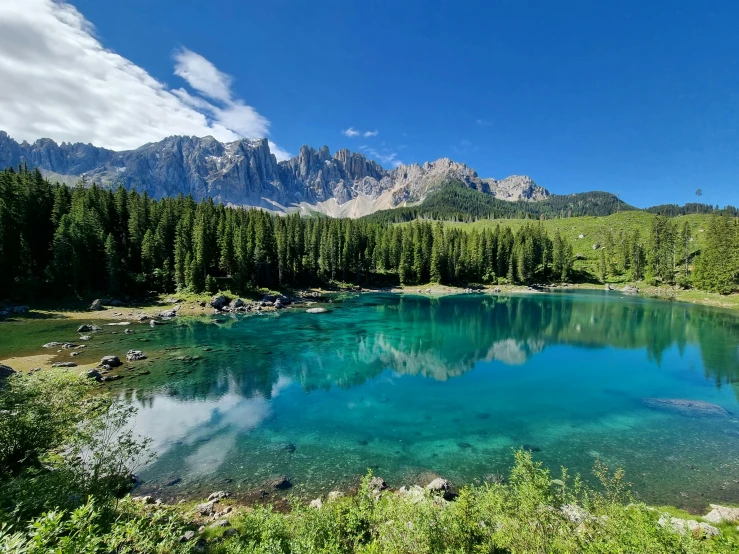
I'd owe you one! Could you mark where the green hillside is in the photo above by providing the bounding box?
[446,212,715,282]
[364,182,635,223]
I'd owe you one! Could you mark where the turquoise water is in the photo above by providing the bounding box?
[3,291,739,508]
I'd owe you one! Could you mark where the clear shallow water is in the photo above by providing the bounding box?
[3,291,739,509]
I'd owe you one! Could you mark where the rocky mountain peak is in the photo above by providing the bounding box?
[0,131,551,217]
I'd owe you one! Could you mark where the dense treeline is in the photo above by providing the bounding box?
[589,215,739,293]
[364,185,636,223]
[646,203,739,217]
[1,166,737,298]
[0,166,575,297]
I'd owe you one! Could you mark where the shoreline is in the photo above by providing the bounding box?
[2,282,737,326]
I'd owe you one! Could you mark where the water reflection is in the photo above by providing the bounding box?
[125,291,739,404]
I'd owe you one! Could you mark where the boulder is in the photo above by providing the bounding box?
[101,355,122,367]
[43,342,64,348]
[309,498,323,509]
[658,515,720,538]
[229,298,244,310]
[51,362,77,368]
[397,485,426,503]
[426,478,451,495]
[124,329,133,334]
[208,519,230,529]
[126,350,147,362]
[195,500,216,516]
[0,364,16,380]
[77,324,100,333]
[89,299,103,311]
[86,369,102,381]
[368,476,388,492]
[262,294,277,303]
[210,295,230,310]
[605,283,613,291]
[101,375,123,382]
[273,299,284,309]
[703,505,739,524]
[159,309,177,319]
[12,305,29,314]
[207,491,232,501]
[79,335,92,341]
[592,243,600,250]
[106,322,130,326]
[306,307,328,314]
[622,285,639,294]
[131,495,154,504]
[561,504,590,524]
[327,491,345,502]
[179,531,195,543]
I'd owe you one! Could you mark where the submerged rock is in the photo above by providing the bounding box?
[270,476,292,490]
[306,307,328,314]
[643,398,730,417]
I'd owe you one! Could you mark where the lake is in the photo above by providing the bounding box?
[3,290,739,509]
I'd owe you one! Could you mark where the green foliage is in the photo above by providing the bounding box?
[693,216,739,294]
[183,450,734,553]
[0,370,91,475]
[0,371,151,525]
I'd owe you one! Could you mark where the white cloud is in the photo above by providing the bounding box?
[360,145,402,168]
[0,0,290,160]
[342,127,360,137]
[363,130,379,137]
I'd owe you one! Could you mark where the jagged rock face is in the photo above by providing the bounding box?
[0,131,550,216]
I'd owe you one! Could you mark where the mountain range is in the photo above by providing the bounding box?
[0,131,553,218]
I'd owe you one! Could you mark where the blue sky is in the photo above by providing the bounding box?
[3,1,739,208]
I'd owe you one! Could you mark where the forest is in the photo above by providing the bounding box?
[0,165,737,298]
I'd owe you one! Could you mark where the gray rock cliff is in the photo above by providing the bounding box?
[0,131,550,217]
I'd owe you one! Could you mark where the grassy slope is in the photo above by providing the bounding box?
[429,211,739,309]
